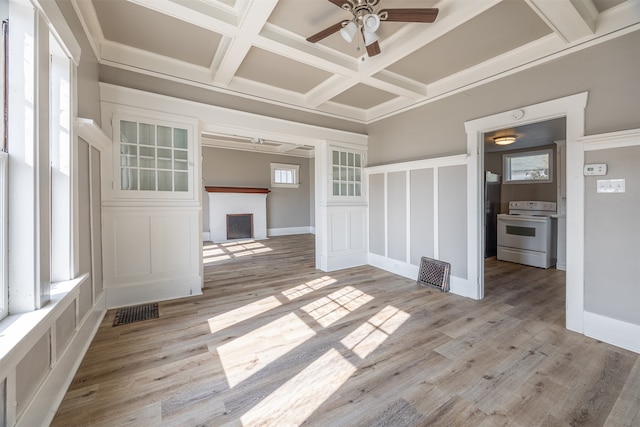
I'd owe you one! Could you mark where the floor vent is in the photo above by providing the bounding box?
[417,257,451,292]
[113,303,159,327]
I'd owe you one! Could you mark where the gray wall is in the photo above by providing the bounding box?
[438,165,468,279]
[409,168,434,264]
[57,0,101,125]
[366,30,640,326]
[584,146,640,325]
[387,172,407,262]
[202,147,312,232]
[485,143,558,213]
[367,30,640,166]
[368,174,385,256]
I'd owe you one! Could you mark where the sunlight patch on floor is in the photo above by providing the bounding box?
[203,254,231,264]
[240,348,356,426]
[341,305,410,359]
[202,240,273,264]
[282,276,337,300]
[301,286,373,328]
[217,313,316,388]
[207,296,282,334]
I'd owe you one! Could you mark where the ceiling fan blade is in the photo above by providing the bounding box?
[328,0,353,10]
[306,21,347,43]
[379,8,439,23]
[366,41,381,57]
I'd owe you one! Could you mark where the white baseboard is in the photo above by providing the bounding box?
[205,228,314,241]
[320,251,368,272]
[267,226,313,237]
[105,275,202,309]
[584,311,640,354]
[17,293,107,427]
[367,253,477,299]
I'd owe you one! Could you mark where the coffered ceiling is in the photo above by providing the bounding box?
[73,0,637,128]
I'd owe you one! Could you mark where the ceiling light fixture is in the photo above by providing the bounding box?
[493,136,516,146]
[251,137,264,144]
[306,1,439,58]
[338,0,388,48]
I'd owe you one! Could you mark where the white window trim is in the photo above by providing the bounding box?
[112,114,196,200]
[502,148,553,184]
[271,162,300,189]
[0,152,7,320]
[330,147,365,200]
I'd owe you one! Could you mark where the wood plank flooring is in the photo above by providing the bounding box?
[52,235,640,426]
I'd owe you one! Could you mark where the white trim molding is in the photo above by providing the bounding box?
[584,311,640,354]
[465,92,589,330]
[365,154,472,298]
[267,227,314,237]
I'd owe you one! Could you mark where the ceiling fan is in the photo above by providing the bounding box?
[306,0,438,57]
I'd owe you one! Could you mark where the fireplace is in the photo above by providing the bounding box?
[227,214,253,239]
[206,187,269,242]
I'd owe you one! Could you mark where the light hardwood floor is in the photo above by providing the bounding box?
[52,234,640,426]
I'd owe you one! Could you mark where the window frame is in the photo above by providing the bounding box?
[270,162,300,189]
[330,148,364,199]
[0,151,7,320]
[113,115,195,200]
[0,18,7,320]
[502,148,553,184]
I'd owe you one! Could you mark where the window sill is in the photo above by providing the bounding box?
[0,273,89,365]
[271,183,300,189]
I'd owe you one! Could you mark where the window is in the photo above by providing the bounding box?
[271,163,300,188]
[50,35,72,283]
[503,149,553,184]
[332,149,362,197]
[0,18,6,320]
[117,118,191,195]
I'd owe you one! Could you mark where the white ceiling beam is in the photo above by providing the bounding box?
[213,0,279,86]
[128,0,237,34]
[525,0,597,43]
[303,0,501,107]
[305,74,358,107]
[276,143,302,153]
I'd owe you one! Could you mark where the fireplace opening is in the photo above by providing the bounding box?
[227,214,254,240]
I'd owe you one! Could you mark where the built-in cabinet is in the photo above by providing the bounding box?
[100,106,203,308]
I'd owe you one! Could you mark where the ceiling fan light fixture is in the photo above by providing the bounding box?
[362,13,380,32]
[340,21,357,43]
[362,29,378,46]
[493,136,516,146]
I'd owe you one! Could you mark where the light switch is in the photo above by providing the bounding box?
[597,179,625,193]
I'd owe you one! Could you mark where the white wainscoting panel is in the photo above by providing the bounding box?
[320,206,367,271]
[365,155,475,298]
[103,207,202,308]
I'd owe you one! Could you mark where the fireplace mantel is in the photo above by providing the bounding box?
[207,188,268,242]
[205,186,270,194]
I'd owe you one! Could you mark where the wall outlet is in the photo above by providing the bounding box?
[597,179,625,193]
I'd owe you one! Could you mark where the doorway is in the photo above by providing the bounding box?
[481,118,567,315]
[464,92,588,333]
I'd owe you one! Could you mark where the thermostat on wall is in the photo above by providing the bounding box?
[583,163,607,176]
